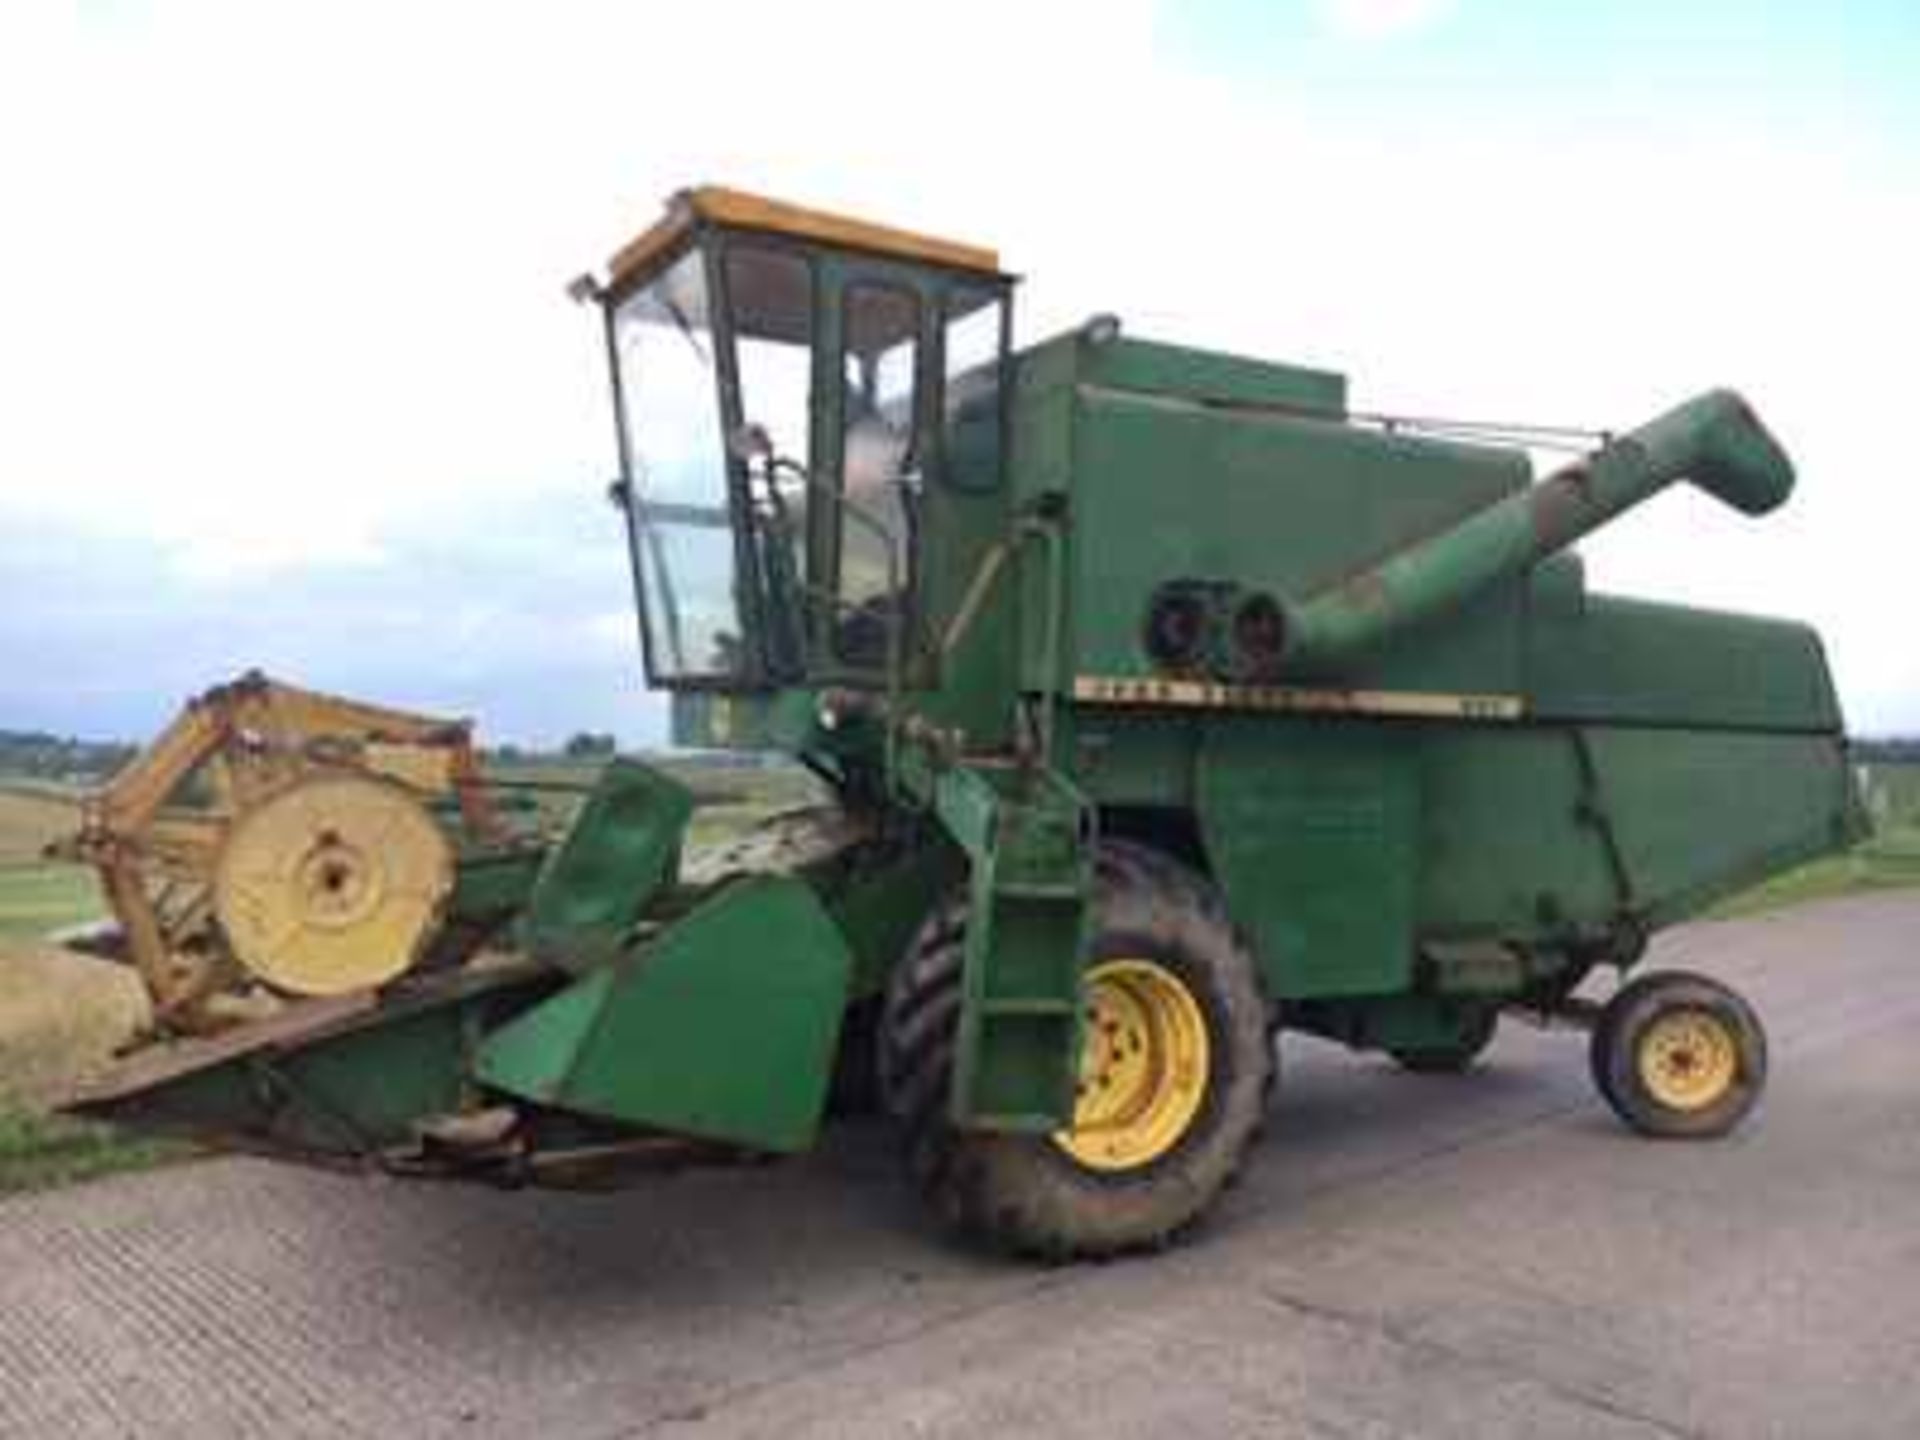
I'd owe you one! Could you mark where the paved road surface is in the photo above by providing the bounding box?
[3,892,1917,1439]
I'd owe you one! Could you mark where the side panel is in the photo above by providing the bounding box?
[1417,726,1617,938]
[1419,724,1861,939]
[1097,711,1858,995]
[1196,719,1419,999]
[1586,727,1861,923]
[477,876,852,1152]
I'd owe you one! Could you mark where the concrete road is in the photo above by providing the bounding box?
[3,891,1916,1439]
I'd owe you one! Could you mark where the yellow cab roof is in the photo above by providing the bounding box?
[606,185,1002,291]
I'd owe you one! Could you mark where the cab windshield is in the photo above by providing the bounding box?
[608,233,1005,690]
[611,250,744,679]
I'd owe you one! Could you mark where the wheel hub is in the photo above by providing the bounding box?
[1054,958,1209,1171]
[1636,1007,1738,1111]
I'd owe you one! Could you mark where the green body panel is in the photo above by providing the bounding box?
[1416,725,1858,934]
[71,966,560,1154]
[1528,593,1841,731]
[1018,330,1347,415]
[139,1007,469,1149]
[1195,721,1419,999]
[1414,725,1620,936]
[476,876,851,1152]
[1581,727,1858,924]
[1291,993,1498,1053]
[519,758,692,972]
[1078,709,1856,999]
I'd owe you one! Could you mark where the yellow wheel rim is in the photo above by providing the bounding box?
[1636,1008,1740,1111]
[1054,958,1210,1172]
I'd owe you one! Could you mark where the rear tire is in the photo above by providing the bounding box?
[878,842,1271,1259]
[1590,970,1767,1138]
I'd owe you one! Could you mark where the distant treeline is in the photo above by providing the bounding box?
[483,739,779,771]
[1854,737,1920,764]
[0,729,137,782]
[7,726,1916,780]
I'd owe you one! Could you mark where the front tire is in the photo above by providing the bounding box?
[1590,970,1767,1138]
[878,842,1272,1259]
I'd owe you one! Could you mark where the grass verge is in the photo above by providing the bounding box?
[0,1109,184,1195]
[1710,823,1920,921]
[0,864,102,943]
[0,942,188,1197]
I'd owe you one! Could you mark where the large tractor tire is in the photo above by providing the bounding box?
[878,842,1272,1259]
[1589,969,1768,1138]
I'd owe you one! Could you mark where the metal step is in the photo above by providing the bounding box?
[991,881,1084,901]
[978,997,1079,1017]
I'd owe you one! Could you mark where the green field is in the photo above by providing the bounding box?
[0,865,102,943]
[0,781,103,938]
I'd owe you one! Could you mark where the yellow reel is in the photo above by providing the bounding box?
[213,773,454,996]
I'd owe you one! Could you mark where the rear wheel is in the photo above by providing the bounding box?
[1590,970,1767,1138]
[879,842,1271,1259]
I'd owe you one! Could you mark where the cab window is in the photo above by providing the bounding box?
[942,285,1005,490]
[838,283,920,657]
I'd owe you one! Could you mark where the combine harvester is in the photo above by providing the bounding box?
[53,188,1864,1256]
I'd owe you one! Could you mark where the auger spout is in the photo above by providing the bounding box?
[1272,389,1795,672]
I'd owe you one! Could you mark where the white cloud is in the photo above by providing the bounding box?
[588,610,640,650]
[1312,0,1453,42]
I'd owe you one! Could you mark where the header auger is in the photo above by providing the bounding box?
[47,186,1864,1258]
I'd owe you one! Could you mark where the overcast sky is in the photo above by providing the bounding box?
[2,0,1915,745]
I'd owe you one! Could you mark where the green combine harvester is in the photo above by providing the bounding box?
[55,187,1864,1257]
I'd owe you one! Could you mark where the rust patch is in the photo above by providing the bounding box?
[1338,568,1393,615]
[1530,470,1593,549]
